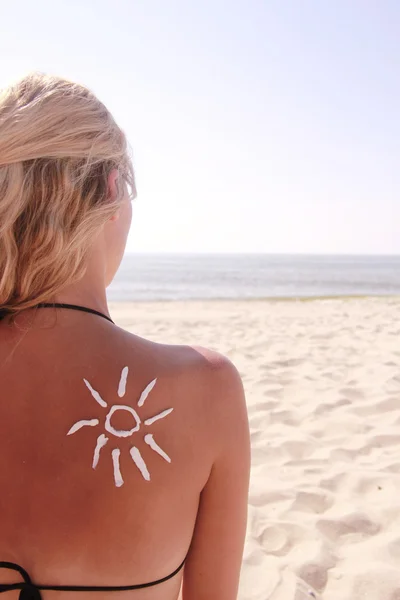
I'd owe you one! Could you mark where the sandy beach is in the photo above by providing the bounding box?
[111,297,400,600]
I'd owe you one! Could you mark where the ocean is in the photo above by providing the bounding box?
[106,254,400,302]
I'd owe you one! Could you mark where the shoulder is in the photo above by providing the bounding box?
[154,342,245,401]
[110,327,246,416]
[186,346,248,436]
[189,346,244,391]
[108,330,249,459]
[114,326,240,382]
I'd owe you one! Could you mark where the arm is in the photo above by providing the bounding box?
[182,356,251,600]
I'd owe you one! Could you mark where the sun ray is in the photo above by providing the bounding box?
[83,379,107,408]
[144,408,174,426]
[144,434,171,463]
[130,446,151,481]
[117,366,129,398]
[137,378,157,407]
[112,448,124,487]
[67,419,99,436]
[92,433,109,469]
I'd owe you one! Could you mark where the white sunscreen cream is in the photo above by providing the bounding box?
[130,446,151,481]
[92,433,109,469]
[112,448,124,487]
[67,419,99,436]
[83,379,107,408]
[144,408,174,426]
[118,366,129,398]
[145,434,171,463]
[137,378,157,407]
[104,405,141,438]
[68,368,173,485]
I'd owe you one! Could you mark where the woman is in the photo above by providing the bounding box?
[0,74,250,600]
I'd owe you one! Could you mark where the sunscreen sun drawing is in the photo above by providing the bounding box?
[67,367,173,487]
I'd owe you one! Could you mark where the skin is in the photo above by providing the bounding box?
[0,171,250,600]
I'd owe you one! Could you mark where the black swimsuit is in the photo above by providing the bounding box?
[0,303,186,598]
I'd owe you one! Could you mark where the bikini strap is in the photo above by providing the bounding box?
[36,303,115,325]
[0,303,115,325]
[0,557,185,595]
[0,562,41,599]
[38,557,186,592]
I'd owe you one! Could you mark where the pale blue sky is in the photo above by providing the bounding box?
[1,1,399,253]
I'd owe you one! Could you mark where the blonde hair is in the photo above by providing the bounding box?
[0,72,134,317]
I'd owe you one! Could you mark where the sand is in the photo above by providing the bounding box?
[111,297,400,600]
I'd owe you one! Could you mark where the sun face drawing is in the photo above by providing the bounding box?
[67,367,173,487]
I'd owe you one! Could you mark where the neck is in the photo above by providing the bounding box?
[52,243,112,319]
[52,250,111,321]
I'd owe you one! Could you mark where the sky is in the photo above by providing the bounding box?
[1,0,400,254]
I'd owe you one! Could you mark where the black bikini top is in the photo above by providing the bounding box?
[0,559,186,599]
[0,303,186,597]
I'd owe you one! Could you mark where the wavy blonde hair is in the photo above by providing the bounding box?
[0,72,134,317]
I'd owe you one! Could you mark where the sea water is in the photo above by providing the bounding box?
[107,254,400,302]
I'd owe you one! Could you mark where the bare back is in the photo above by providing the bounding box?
[0,309,249,600]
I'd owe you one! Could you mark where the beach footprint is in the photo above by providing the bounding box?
[290,490,334,514]
[316,512,380,541]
